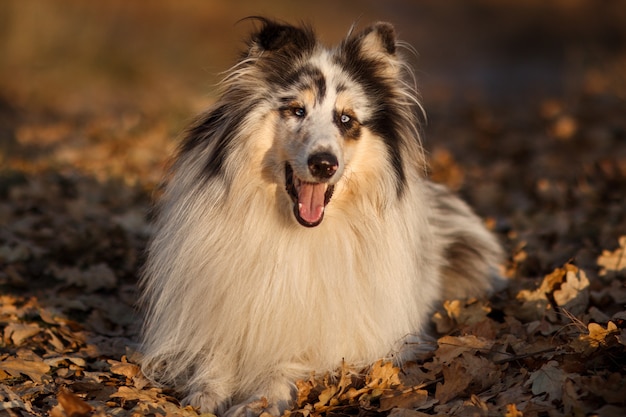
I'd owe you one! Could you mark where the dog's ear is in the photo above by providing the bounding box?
[345,22,398,60]
[341,22,402,78]
[246,18,316,57]
[357,22,397,57]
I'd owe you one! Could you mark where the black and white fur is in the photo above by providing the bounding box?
[140,19,505,417]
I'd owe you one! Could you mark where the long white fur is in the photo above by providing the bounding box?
[140,20,505,417]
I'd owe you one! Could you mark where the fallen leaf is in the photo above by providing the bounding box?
[0,357,51,383]
[504,403,523,417]
[553,265,589,316]
[573,321,619,355]
[110,386,162,403]
[366,361,401,390]
[57,388,93,417]
[387,407,432,417]
[108,359,140,379]
[379,388,429,411]
[3,322,41,346]
[525,361,566,401]
[314,385,338,408]
[436,335,495,364]
[435,360,469,404]
[52,263,117,292]
[597,236,626,280]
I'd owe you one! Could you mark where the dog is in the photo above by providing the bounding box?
[139,18,505,417]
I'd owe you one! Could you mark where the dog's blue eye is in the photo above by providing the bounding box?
[340,114,351,124]
[293,107,306,118]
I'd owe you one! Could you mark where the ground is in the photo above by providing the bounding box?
[1,1,625,416]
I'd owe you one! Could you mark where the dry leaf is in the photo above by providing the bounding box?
[504,403,523,417]
[553,265,589,316]
[379,388,429,411]
[435,360,469,404]
[0,357,51,384]
[436,335,494,364]
[110,386,162,403]
[314,385,338,408]
[3,322,41,346]
[57,389,93,417]
[108,359,140,379]
[525,361,566,401]
[52,263,117,292]
[573,321,619,355]
[597,236,626,279]
[366,361,401,390]
[387,407,432,417]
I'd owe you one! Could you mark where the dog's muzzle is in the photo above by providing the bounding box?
[285,152,337,227]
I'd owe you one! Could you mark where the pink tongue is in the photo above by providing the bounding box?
[298,183,327,224]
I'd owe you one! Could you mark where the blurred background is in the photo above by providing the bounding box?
[1,0,625,199]
[2,0,625,111]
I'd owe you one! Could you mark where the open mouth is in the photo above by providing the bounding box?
[285,163,335,227]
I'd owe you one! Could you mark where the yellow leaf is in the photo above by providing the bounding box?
[505,403,523,417]
[586,321,617,347]
[597,236,626,279]
[366,361,401,390]
[314,385,337,409]
[572,321,618,355]
[553,265,589,315]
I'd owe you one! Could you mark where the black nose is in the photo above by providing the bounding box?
[308,152,338,180]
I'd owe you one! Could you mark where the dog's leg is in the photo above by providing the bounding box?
[425,181,506,301]
[223,369,298,417]
[181,362,238,416]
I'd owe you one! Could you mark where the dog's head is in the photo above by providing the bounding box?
[252,19,424,227]
[185,19,424,228]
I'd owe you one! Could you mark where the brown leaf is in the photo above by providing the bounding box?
[52,263,117,292]
[379,388,429,411]
[0,356,51,383]
[387,407,432,417]
[3,322,41,346]
[108,359,140,379]
[435,360,469,404]
[57,388,93,417]
[436,335,495,364]
[525,360,566,401]
[110,386,162,403]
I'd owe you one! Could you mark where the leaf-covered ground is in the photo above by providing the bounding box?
[1,1,625,416]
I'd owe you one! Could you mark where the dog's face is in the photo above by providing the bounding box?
[273,54,372,227]
[192,19,423,228]
[242,19,419,228]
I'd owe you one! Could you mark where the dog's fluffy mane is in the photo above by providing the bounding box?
[139,18,504,417]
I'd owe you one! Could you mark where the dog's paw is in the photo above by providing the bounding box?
[183,390,231,415]
[223,397,283,417]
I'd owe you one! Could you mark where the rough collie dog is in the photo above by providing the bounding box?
[140,18,505,417]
